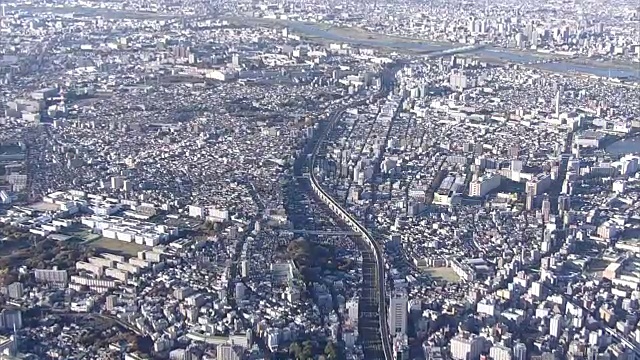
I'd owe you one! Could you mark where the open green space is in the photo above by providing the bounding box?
[60,224,100,242]
[280,238,354,283]
[424,267,460,283]
[88,237,150,257]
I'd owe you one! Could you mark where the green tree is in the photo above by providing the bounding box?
[289,342,302,359]
[324,341,337,359]
[301,340,313,360]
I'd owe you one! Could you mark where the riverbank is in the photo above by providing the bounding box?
[234,17,638,79]
[11,6,640,79]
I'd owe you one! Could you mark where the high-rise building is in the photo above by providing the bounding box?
[558,195,571,212]
[235,282,245,301]
[388,290,408,335]
[241,260,249,278]
[346,298,359,327]
[541,196,551,222]
[526,193,535,211]
[450,333,484,360]
[173,45,191,60]
[513,342,527,360]
[106,295,117,311]
[489,345,512,360]
[393,333,410,360]
[34,269,68,284]
[0,335,17,357]
[469,173,502,197]
[0,310,22,331]
[111,176,123,189]
[526,173,552,195]
[6,282,22,300]
[169,348,193,360]
[550,314,563,338]
[217,343,245,360]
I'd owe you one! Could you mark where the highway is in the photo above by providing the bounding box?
[306,67,398,360]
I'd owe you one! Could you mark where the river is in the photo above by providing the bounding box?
[10,5,640,79]
[283,22,639,79]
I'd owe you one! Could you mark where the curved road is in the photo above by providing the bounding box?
[308,66,398,360]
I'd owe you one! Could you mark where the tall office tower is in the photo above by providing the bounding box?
[468,17,475,33]
[526,193,534,211]
[111,176,123,189]
[388,290,408,335]
[587,345,599,360]
[6,282,22,300]
[232,53,240,67]
[450,333,485,360]
[555,89,561,118]
[550,314,563,338]
[217,343,244,360]
[513,342,527,360]
[241,260,249,278]
[106,295,117,311]
[558,195,571,213]
[541,196,551,222]
[346,298,359,327]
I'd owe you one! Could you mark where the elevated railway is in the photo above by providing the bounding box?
[306,67,398,360]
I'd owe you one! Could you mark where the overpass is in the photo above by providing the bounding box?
[307,68,396,360]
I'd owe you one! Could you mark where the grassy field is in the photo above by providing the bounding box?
[424,267,460,283]
[59,225,100,242]
[88,237,149,256]
[28,202,61,212]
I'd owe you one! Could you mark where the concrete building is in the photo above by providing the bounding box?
[526,173,552,196]
[469,173,501,197]
[513,342,527,360]
[450,333,484,360]
[388,290,408,335]
[217,343,244,360]
[550,314,563,338]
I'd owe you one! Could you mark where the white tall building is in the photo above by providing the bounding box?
[620,155,639,175]
[450,333,484,360]
[469,173,501,197]
[490,345,512,360]
[346,298,359,327]
[513,342,527,360]
[550,314,563,338]
[388,290,408,335]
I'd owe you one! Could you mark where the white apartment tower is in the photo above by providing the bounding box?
[450,333,484,360]
[513,342,527,360]
[388,290,408,335]
[346,298,359,327]
[550,314,563,338]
